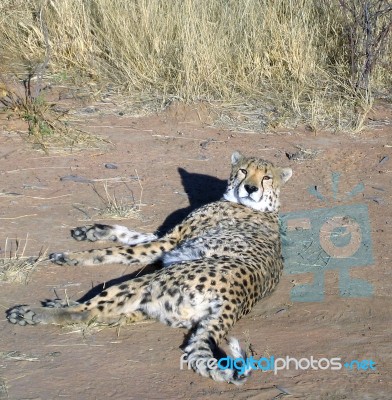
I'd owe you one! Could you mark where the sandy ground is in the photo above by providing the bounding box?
[0,95,391,399]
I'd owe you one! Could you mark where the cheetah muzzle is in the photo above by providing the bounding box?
[6,151,292,385]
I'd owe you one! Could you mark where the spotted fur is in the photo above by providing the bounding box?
[6,151,292,384]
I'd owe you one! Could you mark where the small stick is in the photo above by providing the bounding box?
[0,214,37,220]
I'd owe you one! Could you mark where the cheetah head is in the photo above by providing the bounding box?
[223,151,292,212]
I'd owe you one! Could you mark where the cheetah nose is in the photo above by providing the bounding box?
[244,184,258,194]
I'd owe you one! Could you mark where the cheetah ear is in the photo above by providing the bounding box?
[279,167,292,183]
[231,151,244,165]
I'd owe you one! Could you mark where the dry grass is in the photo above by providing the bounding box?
[61,314,154,338]
[0,351,40,362]
[0,0,391,131]
[0,378,7,399]
[93,179,143,220]
[61,316,109,337]
[0,236,46,283]
[72,178,143,221]
[94,183,140,219]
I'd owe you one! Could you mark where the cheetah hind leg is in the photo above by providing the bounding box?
[7,278,150,326]
[6,301,148,326]
[7,301,94,326]
[71,223,157,245]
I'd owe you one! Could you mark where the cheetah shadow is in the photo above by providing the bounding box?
[73,167,226,303]
[75,263,162,303]
[156,167,227,234]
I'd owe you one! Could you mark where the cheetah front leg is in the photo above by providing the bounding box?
[71,223,158,245]
[49,237,178,266]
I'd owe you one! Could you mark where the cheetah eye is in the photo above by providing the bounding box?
[239,169,247,176]
[263,176,272,181]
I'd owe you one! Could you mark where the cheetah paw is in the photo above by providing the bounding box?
[71,225,96,241]
[49,252,78,266]
[71,224,118,242]
[6,306,38,326]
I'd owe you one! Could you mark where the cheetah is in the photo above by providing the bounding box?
[6,151,292,384]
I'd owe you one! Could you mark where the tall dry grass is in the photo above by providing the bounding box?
[0,0,391,131]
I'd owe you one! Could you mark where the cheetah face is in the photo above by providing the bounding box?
[223,151,292,212]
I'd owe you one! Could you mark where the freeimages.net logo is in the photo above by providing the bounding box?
[179,354,377,375]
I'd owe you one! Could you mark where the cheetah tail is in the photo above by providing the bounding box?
[183,335,252,384]
[227,337,253,385]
